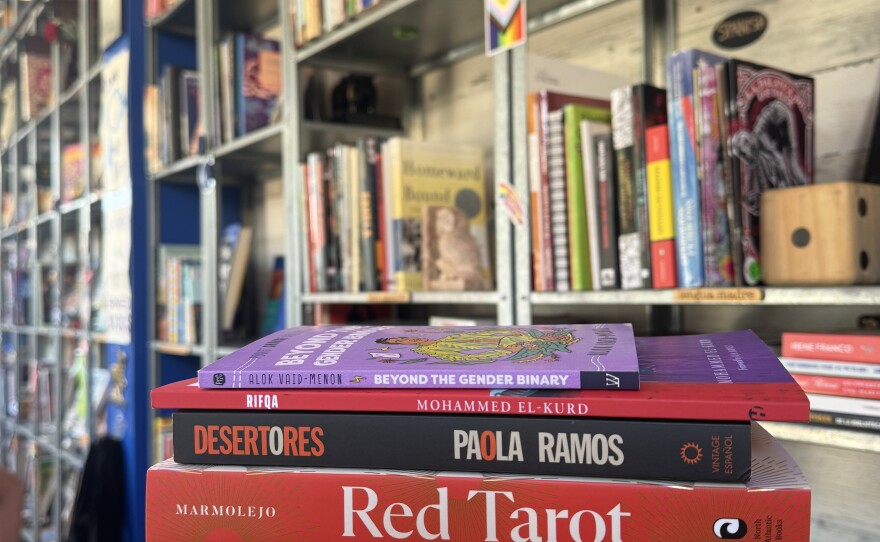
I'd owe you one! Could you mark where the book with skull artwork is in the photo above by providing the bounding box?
[724,59,814,286]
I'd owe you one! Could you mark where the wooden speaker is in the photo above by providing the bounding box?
[761,181,880,285]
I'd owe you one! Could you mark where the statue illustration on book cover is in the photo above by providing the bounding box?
[370,327,580,365]
[422,205,491,291]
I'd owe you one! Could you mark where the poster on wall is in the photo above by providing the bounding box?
[93,45,132,344]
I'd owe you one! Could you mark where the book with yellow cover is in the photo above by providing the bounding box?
[384,138,490,292]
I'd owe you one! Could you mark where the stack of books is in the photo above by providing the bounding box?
[147,324,812,540]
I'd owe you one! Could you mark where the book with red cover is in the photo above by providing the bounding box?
[791,373,880,400]
[197,324,639,390]
[155,330,810,422]
[145,424,810,541]
[782,331,880,364]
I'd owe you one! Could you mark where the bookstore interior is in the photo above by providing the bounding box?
[0,0,878,540]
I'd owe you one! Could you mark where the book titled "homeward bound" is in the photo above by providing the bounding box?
[197,324,639,390]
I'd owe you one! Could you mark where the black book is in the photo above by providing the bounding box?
[173,410,752,483]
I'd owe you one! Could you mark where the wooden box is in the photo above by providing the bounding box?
[761,181,880,285]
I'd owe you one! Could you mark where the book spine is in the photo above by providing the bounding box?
[611,86,641,290]
[667,51,705,287]
[791,373,880,400]
[580,122,602,291]
[358,139,378,291]
[536,93,556,291]
[147,461,810,541]
[717,61,744,285]
[630,86,666,289]
[806,393,880,418]
[696,63,734,286]
[527,93,545,291]
[809,410,880,432]
[593,133,619,289]
[547,110,570,291]
[645,124,677,289]
[780,356,880,379]
[781,333,880,364]
[172,410,750,482]
[563,107,591,291]
[196,366,638,390]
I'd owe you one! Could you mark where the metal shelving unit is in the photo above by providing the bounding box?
[0,0,116,540]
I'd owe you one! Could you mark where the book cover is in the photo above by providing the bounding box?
[563,105,612,291]
[644,125,677,289]
[385,138,490,292]
[726,60,814,285]
[197,324,639,390]
[782,331,880,364]
[235,34,281,136]
[666,49,727,288]
[696,63,734,287]
[158,330,809,422]
[147,424,810,542]
[219,224,253,331]
[593,133,619,289]
[173,410,751,482]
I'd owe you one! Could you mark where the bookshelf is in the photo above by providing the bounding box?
[0,0,149,540]
[141,0,879,539]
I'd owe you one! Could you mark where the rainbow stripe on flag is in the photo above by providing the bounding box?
[485,0,526,56]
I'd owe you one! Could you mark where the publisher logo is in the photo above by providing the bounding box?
[604,373,621,388]
[213,374,226,386]
[714,518,747,539]
[680,442,703,464]
[749,405,766,419]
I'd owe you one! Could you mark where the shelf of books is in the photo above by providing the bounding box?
[0,0,144,539]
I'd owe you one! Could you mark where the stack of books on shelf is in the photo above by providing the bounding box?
[301,137,492,293]
[143,33,281,173]
[781,329,880,432]
[529,48,815,292]
[293,0,384,47]
[147,324,812,540]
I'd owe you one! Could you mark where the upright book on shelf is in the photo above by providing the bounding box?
[666,49,727,288]
[146,424,810,541]
[725,59,814,285]
[196,324,639,390]
[235,34,281,136]
[382,138,490,292]
[157,329,808,422]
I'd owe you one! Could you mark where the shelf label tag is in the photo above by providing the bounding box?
[674,288,765,303]
[485,0,527,57]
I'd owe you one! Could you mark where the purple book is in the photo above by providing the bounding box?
[198,324,639,390]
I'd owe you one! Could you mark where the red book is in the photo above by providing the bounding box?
[145,424,810,541]
[152,330,810,422]
[791,373,880,400]
[782,332,880,364]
